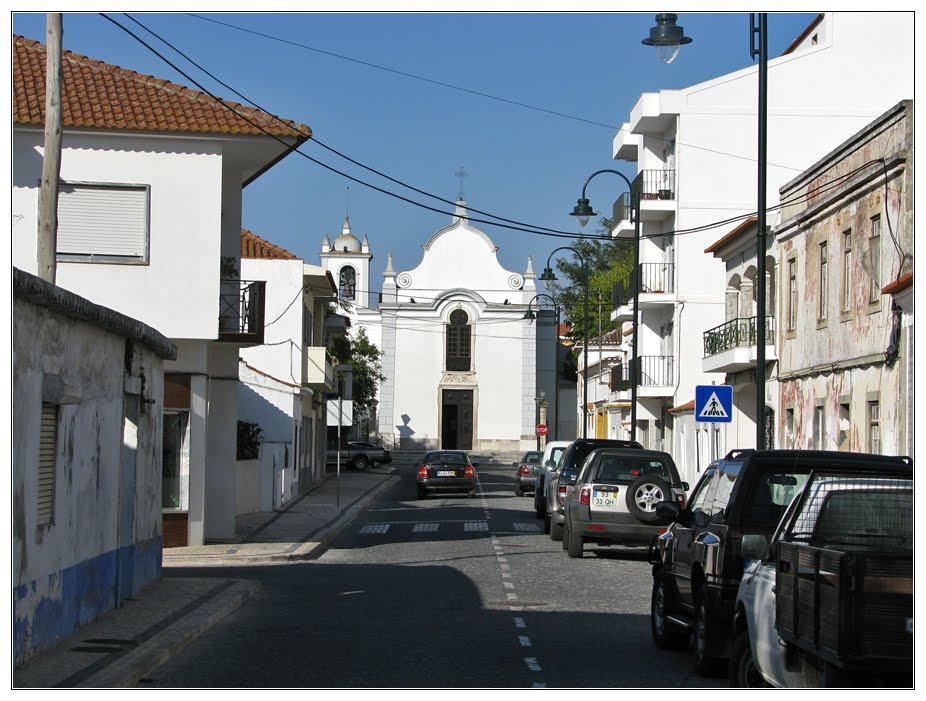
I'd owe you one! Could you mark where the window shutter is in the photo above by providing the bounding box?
[57,184,148,259]
[38,404,58,526]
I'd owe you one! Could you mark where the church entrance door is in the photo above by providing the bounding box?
[441,389,473,450]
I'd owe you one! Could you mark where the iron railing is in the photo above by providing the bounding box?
[609,355,675,391]
[218,279,266,344]
[639,262,675,293]
[633,169,676,200]
[703,316,776,357]
[612,191,633,225]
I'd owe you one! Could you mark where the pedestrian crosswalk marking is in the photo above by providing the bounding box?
[413,522,439,533]
[359,523,390,535]
[465,521,489,532]
[513,522,543,533]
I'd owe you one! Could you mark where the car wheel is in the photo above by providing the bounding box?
[353,455,370,471]
[626,475,670,523]
[693,593,724,677]
[651,577,689,649]
[534,481,546,518]
[566,522,584,558]
[416,486,427,499]
[514,484,524,497]
[550,519,564,542]
[543,514,551,534]
[729,629,769,688]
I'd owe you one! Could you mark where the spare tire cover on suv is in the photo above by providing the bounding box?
[625,474,671,523]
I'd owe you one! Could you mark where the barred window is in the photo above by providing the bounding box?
[446,309,471,371]
[869,215,881,303]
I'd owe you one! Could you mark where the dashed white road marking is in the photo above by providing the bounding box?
[514,617,526,629]
[518,636,532,647]
[412,522,439,533]
[524,658,542,672]
[358,524,390,534]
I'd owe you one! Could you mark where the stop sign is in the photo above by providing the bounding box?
[535,424,548,437]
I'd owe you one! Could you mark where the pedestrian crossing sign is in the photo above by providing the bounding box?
[695,385,733,423]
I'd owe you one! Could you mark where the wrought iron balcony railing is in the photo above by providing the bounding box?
[612,191,633,225]
[611,263,675,310]
[218,279,266,345]
[609,355,675,391]
[703,316,776,357]
[633,169,676,200]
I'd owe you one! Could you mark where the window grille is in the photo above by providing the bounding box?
[38,404,58,526]
[446,309,471,371]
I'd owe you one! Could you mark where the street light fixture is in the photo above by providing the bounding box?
[540,248,589,439]
[569,170,641,443]
[644,13,769,449]
[524,293,562,441]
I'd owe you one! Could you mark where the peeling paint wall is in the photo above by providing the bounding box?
[13,278,170,665]
[775,102,911,456]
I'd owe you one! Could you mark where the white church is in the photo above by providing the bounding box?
[319,200,577,452]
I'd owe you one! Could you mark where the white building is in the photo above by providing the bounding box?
[320,201,568,452]
[607,12,914,484]
[12,35,310,545]
[238,229,343,512]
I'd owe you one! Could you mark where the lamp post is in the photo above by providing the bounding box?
[643,12,768,449]
[569,170,641,443]
[524,293,561,441]
[540,248,589,439]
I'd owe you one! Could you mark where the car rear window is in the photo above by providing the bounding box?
[428,452,468,465]
[594,456,672,485]
[524,452,543,463]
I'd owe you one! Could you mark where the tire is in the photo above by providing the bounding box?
[543,515,551,534]
[566,522,584,558]
[729,629,769,688]
[515,484,524,498]
[534,479,546,518]
[626,475,670,523]
[416,486,427,499]
[651,577,689,649]
[550,518,564,542]
[353,455,370,472]
[693,593,724,677]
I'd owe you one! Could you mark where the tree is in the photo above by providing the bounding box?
[329,325,385,413]
[547,216,634,342]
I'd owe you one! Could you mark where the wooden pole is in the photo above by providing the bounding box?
[37,13,63,283]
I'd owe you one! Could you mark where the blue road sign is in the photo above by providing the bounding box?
[695,385,733,423]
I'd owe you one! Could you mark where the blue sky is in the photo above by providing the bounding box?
[12,11,820,298]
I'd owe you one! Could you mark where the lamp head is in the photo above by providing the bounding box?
[570,198,596,229]
[642,12,693,65]
[540,267,557,282]
[523,308,536,321]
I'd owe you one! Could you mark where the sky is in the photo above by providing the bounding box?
[11,10,824,300]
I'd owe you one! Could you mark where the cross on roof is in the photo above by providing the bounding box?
[455,166,468,200]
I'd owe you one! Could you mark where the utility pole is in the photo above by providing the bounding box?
[37,13,63,283]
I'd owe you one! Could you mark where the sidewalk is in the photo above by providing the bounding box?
[12,465,399,688]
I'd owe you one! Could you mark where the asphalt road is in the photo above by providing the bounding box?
[145,459,719,688]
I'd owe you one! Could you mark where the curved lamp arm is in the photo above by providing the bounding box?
[571,169,637,229]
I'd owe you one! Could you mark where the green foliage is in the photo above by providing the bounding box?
[237,420,263,460]
[547,216,634,342]
[329,326,386,412]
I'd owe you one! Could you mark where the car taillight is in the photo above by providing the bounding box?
[580,486,591,505]
[519,465,531,475]
[417,466,428,478]
[464,465,475,477]
[558,484,567,504]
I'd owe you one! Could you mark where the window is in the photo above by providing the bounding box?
[818,241,828,321]
[687,467,717,514]
[868,400,880,454]
[57,182,150,263]
[785,407,795,448]
[842,230,852,312]
[38,404,58,526]
[445,309,471,371]
[869,215,881,303]
[338,266,356,301]
[838,402,850,451]
[162,411,189,509]
[813,404,825,450]
[787,258,797,331]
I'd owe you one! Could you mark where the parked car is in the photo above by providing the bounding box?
[732,468,913,688]
[326,438,391,471]
[562,447,688,558]
[416,450,479,499]
[532,440,572,520]
[513,450,543,496]
[544,438,643,541]
[648,449,913,677]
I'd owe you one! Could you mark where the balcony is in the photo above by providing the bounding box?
[610,263,676,322]
[305,346,337,392]
[611,192,634,238]
[218,279,265,345]
[608,355,675,400]
[702,316,778,374]
[634,169,676,223]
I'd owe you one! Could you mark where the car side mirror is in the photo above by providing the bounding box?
[511,462,519,467]
[472,462,480,468]
[681,481,689,491]
[741,534,768,560]
[655,500,681,522]
[545,459,555,469]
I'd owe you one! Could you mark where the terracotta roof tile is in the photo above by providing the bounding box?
[13,34,311,140]
[705,216,758,255]
[241,228,298,260]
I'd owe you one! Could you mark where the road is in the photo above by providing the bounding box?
[144,458,718,688]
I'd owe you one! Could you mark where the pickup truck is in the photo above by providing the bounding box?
[326,439,392,471]
[732,466,913,688]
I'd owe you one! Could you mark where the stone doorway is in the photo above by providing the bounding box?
[441,389,473,450]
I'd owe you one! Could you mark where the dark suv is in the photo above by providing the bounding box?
[649,449,914,677]
[544,438,643,541]
[562,447,688,557]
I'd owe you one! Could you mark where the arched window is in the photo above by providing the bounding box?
[446,309,471,371]
[339,266,356,301]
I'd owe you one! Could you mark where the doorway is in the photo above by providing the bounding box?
[441,389,473,450]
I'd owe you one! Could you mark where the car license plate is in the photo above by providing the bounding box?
[437,470,455,477]
[592,489,619,509]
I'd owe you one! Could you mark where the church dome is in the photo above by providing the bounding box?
[332,215,361,253]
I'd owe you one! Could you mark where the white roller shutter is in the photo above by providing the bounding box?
[57,183,149,261]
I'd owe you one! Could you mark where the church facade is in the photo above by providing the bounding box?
[320,201,573,452]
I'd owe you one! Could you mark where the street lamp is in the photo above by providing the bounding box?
[644,13,769,449]
[524,293,561,441]
[540,248,589,439]
[569,170,641,443]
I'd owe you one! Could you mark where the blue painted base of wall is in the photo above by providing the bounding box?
[13,536,162,666]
